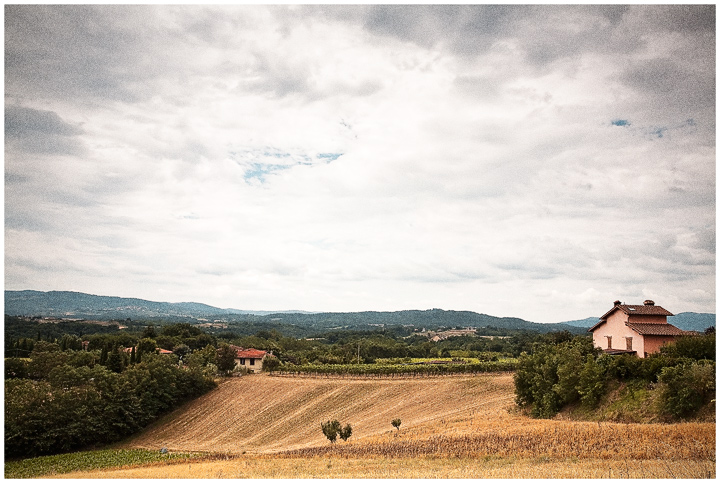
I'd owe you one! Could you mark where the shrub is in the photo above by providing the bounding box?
[657,360,715,419]
[660,334,716,361]
[514,335,597,418]
[577,354,606,408]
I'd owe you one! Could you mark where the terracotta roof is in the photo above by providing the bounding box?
[626,322,685,336]
[600,303,673,321]
[236,348,267,359]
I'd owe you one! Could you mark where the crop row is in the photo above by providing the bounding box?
[270,360,517,377]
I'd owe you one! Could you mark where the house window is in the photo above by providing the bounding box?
[250,358,255,366]
[606,336,612,349]
[240,358,246,365]
[626,337,633,351]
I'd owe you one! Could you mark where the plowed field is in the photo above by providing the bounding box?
[122,373,516,454]
[54,373,714,478]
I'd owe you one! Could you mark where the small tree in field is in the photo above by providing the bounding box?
[339,423,352,441]
[321,420,341,443]
[392,418,401,431]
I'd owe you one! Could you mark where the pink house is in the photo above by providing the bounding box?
[588,300,685,358]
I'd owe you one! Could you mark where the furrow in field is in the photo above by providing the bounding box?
[122,373,516,454]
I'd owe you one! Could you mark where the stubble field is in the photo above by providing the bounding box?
[53,373,715,478]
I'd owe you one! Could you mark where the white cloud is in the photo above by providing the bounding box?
[4,5,715,322]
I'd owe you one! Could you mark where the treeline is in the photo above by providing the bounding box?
[5,338,218,458]
[224,328,551,367]
[514,331,716,420]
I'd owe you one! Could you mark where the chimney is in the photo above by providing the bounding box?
[644,300,655,306]
[613,300,621,306]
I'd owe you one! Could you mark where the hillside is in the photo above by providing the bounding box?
[4,290,586,334]
[108,373,715,480]
[5,290,713,334]
[122,373,516,454]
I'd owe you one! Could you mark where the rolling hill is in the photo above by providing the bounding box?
[4,290,713,334]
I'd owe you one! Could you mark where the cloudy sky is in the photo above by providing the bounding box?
[5,5,715,323]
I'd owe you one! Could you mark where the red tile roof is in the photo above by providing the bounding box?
[599,303,673,321]
[626,322,685,336]
[591,301,674,332]
[236,348,267,359]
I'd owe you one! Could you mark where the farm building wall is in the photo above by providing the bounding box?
[592,311,646,356]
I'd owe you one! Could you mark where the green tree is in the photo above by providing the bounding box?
[173,344,191,360]
[137,337,157,354]
[660,333,716,361]
[105,346,125,373]
[142,325,157,339]
[186,344,218,368]
[513,335,597,418]
[321,420,341,443]
[391,418,402,431]
[339,423,352,441]
[216,343,238,374]
[576,354,606,408]
[262,354,281,372]
[5,358,28,379]
[27,342,67,380]
[657,360,715,419]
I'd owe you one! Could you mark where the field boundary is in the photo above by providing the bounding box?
[267,370,515,380]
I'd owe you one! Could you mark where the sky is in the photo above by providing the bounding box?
[4,5,716,323]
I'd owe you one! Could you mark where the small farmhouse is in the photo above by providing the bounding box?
[588,300,685,358]
[231,345,268,373]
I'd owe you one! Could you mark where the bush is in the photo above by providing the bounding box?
[577,354,606,408]
[660,334,716,361]
[657,360,715,419]
[514,336,597,418]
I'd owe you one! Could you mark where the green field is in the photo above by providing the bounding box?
[4,449,224,478]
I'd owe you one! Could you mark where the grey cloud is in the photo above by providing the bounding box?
[6,105,83,137]
[5,5,161,103]
[363,5,516,52]
[646,5,715,32]
[621,59,691,95]
[5,105,85,156]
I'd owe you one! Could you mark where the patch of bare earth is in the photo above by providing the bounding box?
[121,373,516,454]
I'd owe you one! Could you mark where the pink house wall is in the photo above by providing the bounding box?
[642,336,676,355]
[592,311,647,356]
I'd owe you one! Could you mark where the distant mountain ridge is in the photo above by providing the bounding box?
[4,290,714,333]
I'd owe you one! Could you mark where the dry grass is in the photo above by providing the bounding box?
[74,373,715,478]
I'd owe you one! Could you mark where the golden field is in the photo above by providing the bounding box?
[56,373,715,478]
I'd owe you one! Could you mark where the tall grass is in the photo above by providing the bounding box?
[282,421,715,461]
